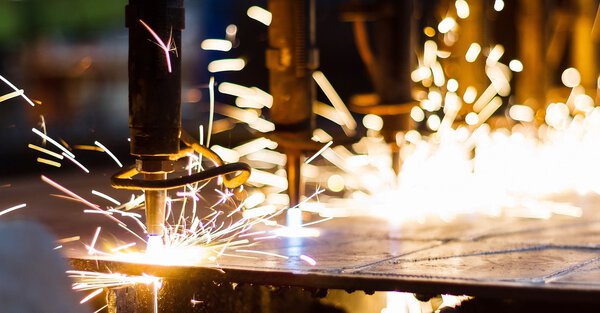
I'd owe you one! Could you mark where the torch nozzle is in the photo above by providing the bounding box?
[144,173,167,238]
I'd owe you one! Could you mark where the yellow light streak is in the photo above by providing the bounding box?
[28,144,63,159]
[201,39,232,51]
[110,242,137,252]
[57,236,80,244]
[247,6,272,26]
[0,89,23,103]
[0,203,26,217]
[37,157,61,168]
[208,58,246,73]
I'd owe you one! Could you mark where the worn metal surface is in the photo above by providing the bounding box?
[4,172,600,302]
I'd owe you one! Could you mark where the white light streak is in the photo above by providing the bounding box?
[363,114,384,131]
[455,0,470,19]
[438,17,456,34]
[88,227,102,255]
[465,43,481,63]
[300,254,317,266]
[312,71,357,130]
[0,203,26,217]
[509,59,523,72]
[509,105,534,122]
[247,6,272,26]
[305,141,333,164]
[94,141,123,168]
[80,288,103,304]
[208,58,246,73]
[0,75,35,106]
[562,67,581,88]
[32,128,75,158]
[92,190,121,206]
[494,0,505,11]
[201,39,232,52]
[62,152,90,173]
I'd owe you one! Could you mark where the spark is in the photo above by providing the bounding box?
[455,0,470,19]
[494,0,505,12]
[235,249,288,259]
[465,43,481,63]
[139,19,174,73]
[509,59,524,72]
[201,39,232,52]
[80,288,103,304]
[0,89,23,103]
[32,128,75,158]
[110,242,137,252]
[88,227,102,255]
[54,245,63,250]
[247,6,272,26]
[312,71,357,131]
[208,58,246,73]
[93,305,108,313]
[92,190,121,206]
[37,157,61,168]
[305,141,334,164]
[74,145,104,152]
[438,17,456,34]
[300,254,317,266]
[509,105,534,122]
[207,77,215,147]
[41,175,124,225]
[94,141,122,168]
[28,144,63,160]
[0,203,26,217]
[0,74,35,106]
[62,152,90,173]
[57,236,80,244]
[562,67,581,88]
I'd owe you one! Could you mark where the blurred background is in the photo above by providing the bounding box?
[0,0,597,176]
